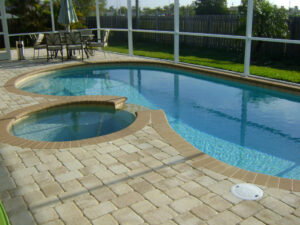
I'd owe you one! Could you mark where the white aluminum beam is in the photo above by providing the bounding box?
[174,0,179,63]
[10,29,300,45]
[179,32,246,40]
[132,29,300,45]
[127,0,133,56]
[244,0,254,76]
[95,0,101,42]
[0,0,11,60]
[133,29,174,35]
[8,29,125,37]
[50,0,55,31]
[252,36,300,44]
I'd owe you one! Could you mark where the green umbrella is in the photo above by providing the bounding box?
[58,0,78,31]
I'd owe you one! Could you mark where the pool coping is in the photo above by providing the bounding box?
[149,109,300,192]
[2,59,300,192]
[4,59,300,98]
[2,99,298,191]
[0,96,150,149]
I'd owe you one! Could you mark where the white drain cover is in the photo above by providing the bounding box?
[231,183,263,200]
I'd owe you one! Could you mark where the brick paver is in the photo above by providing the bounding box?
[0,49,299,225]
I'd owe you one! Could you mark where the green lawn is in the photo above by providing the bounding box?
[104,42,300,83]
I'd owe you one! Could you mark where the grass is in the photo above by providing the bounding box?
[104,42,300,83]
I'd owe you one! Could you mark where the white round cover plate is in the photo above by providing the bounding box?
[231,183,264,200]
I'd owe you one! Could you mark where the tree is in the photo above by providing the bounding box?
[154,7,164,15]
[289,6,300,17]
[195,0,228,15]
[97,0,107,13]
[141,3,195,16]
[238,0,289,38]
[238,0,289,61]
[6,0,37,17]
[142,7,153,15]
[180,4,196,16]
[73,0,107,16]
[163,3,174,16]
[65,0,107,28]
[118,6,128,16]
[6,0,52,32]
[142,7,160,15]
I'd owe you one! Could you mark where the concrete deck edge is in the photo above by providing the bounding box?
[149,109,299,192]
[2,59,299,192]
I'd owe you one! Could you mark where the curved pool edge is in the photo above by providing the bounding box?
[4,59,300,98]
[0,98,299,191]
[149,109,300,192]
[2,59,300,191]
[0,96,150,149]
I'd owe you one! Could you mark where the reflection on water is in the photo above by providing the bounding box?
[20,65,300,179]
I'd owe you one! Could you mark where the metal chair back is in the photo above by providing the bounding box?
[80,29,93,36]
[65,32,82,45]
[45,33,62,46]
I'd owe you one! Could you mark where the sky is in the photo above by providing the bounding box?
[107,0,300,9]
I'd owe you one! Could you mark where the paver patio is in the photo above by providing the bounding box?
[0,49,300,225]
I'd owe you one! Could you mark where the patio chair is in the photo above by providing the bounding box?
[65,32,85,61]
[80,29,94,41]
[45,33,64,62]
[58,30,68,44]
[85,30,110,56]
[33,33,46,59]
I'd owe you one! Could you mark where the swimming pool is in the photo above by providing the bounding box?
[18,64,300,179]
[11,104,135,142]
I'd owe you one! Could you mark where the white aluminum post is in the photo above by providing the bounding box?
[0,0,11,60]
[127,0,133,56]
[95,0,101,42]
[174,0,179,63]
[50,0,55,31]
[136,0,139,28]
[244,0,254,76]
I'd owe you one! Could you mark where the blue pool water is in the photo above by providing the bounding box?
[20,65,300,179]
[11,104,135,142]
